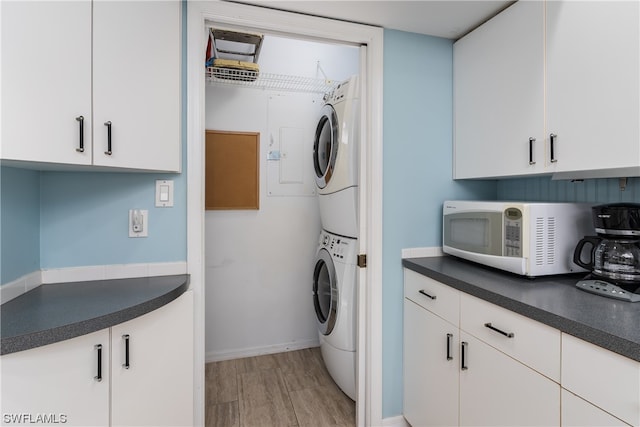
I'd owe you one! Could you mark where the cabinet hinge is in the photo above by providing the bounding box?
[357,254,367,268]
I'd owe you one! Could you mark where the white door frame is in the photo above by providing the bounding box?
[186,2,384,426]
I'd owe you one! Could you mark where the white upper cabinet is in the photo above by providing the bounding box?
[1,1,93,166]
[1,1,181,172]
[454,0,640,180]
[454,0,545,179]
[92,1,181,171]
[546,1,640,179]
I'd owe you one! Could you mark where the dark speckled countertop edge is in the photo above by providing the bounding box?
[1,276,189,355]
[402,257,640,363]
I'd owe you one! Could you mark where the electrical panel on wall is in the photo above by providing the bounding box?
[266,93,321,196]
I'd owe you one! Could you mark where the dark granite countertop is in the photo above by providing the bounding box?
[403,256,640,362]
[1,275,189,355]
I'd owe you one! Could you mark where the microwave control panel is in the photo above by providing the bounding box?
[504,208,522,257]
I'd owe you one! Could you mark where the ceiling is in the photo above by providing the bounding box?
[230,1,515,40]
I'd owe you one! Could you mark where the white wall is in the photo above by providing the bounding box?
[204,34,359,361]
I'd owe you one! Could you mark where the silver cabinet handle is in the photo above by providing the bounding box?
[418,289,436,300]
[446,333,453,361]
[76,116,85,153]
[550,133,557,163]
[104,121,112,155]
[484,322,515,338]
[122,334,130,369]
[529,137,536,165]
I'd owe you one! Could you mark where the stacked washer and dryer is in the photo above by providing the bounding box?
[311,76,359,401]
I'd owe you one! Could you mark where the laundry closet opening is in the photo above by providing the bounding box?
[203,25,362,420]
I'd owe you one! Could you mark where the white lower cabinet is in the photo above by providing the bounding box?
[561,333,639,426]
[0,292,193,427]
[561,389,630,427]
[404,299,459,427]
[459,331,560,426]
[1,329,110,426]
[403,269,560,426]
[111,291,194,426]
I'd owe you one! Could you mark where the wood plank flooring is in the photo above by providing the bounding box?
[205,347,355,427]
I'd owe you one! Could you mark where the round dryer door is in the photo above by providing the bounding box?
[313,248,338,335]
[313,104,338,189]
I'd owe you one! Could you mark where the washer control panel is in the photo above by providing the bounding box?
[319,231,357,264]
[326,80,350,104]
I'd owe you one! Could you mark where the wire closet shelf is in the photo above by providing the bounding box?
[205,66,339,94]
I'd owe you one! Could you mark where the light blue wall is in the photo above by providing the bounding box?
[382,29,497,418]
[39,170,186,268]
[0,2,187,283]
[0,167,41,283]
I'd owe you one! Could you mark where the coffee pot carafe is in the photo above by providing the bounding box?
[574,235,640,283]
[573,203,640,301]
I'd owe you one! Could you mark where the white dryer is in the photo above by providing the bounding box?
[313,76,360,238]
[312,229,357,400]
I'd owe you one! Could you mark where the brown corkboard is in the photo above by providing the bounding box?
[205,130,260,210]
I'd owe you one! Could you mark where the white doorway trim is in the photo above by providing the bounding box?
[187,2,384,426]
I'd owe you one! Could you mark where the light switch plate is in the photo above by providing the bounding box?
[155,180,174,207]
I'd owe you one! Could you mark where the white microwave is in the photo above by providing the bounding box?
[442,201,593,277]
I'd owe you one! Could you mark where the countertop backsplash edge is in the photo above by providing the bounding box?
[1,262,188,305]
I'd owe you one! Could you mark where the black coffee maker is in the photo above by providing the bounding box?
[573,203,640,302]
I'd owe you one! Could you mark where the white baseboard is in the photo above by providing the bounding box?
[401,246,443,259]
[205,338,320,363]
[1,262,188,304]
[0,270,42,304]
[41,261,187,283]
[382,415,410,427]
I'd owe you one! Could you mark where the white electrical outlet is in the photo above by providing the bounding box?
[129,209,148,238]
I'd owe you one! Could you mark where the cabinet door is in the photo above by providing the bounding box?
[111,291,193,426]
[92,0,181,172]
[459,332,560,426]
[1,1,92,165]
[561,333,640,426]
[0,330,109,427]
[562,389,630,427]
[403,299,459,427]
[453,1,544,179]
[546,1,640,176]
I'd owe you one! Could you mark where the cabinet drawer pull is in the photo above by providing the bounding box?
[94,344,103,382]
[76,116,85,153]
[122,334,130,369]
[104,121,113,155]
[528,137,536,165]
[549,133,557,163]
[484,322,515,338]
[461,341,468,370]
[446,333,453,361]
[418,289,436,300]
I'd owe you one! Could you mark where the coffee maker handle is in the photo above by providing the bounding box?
[573,236,601,270]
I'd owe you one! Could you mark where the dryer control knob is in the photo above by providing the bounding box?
[323,235,330,246]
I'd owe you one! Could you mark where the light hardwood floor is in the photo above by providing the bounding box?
[205,347,355,427]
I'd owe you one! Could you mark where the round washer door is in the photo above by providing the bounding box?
[313,248,338,335]
[313,104,338,189]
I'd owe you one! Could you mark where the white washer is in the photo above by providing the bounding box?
[312,229,357,400]
[313,76,360,238]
